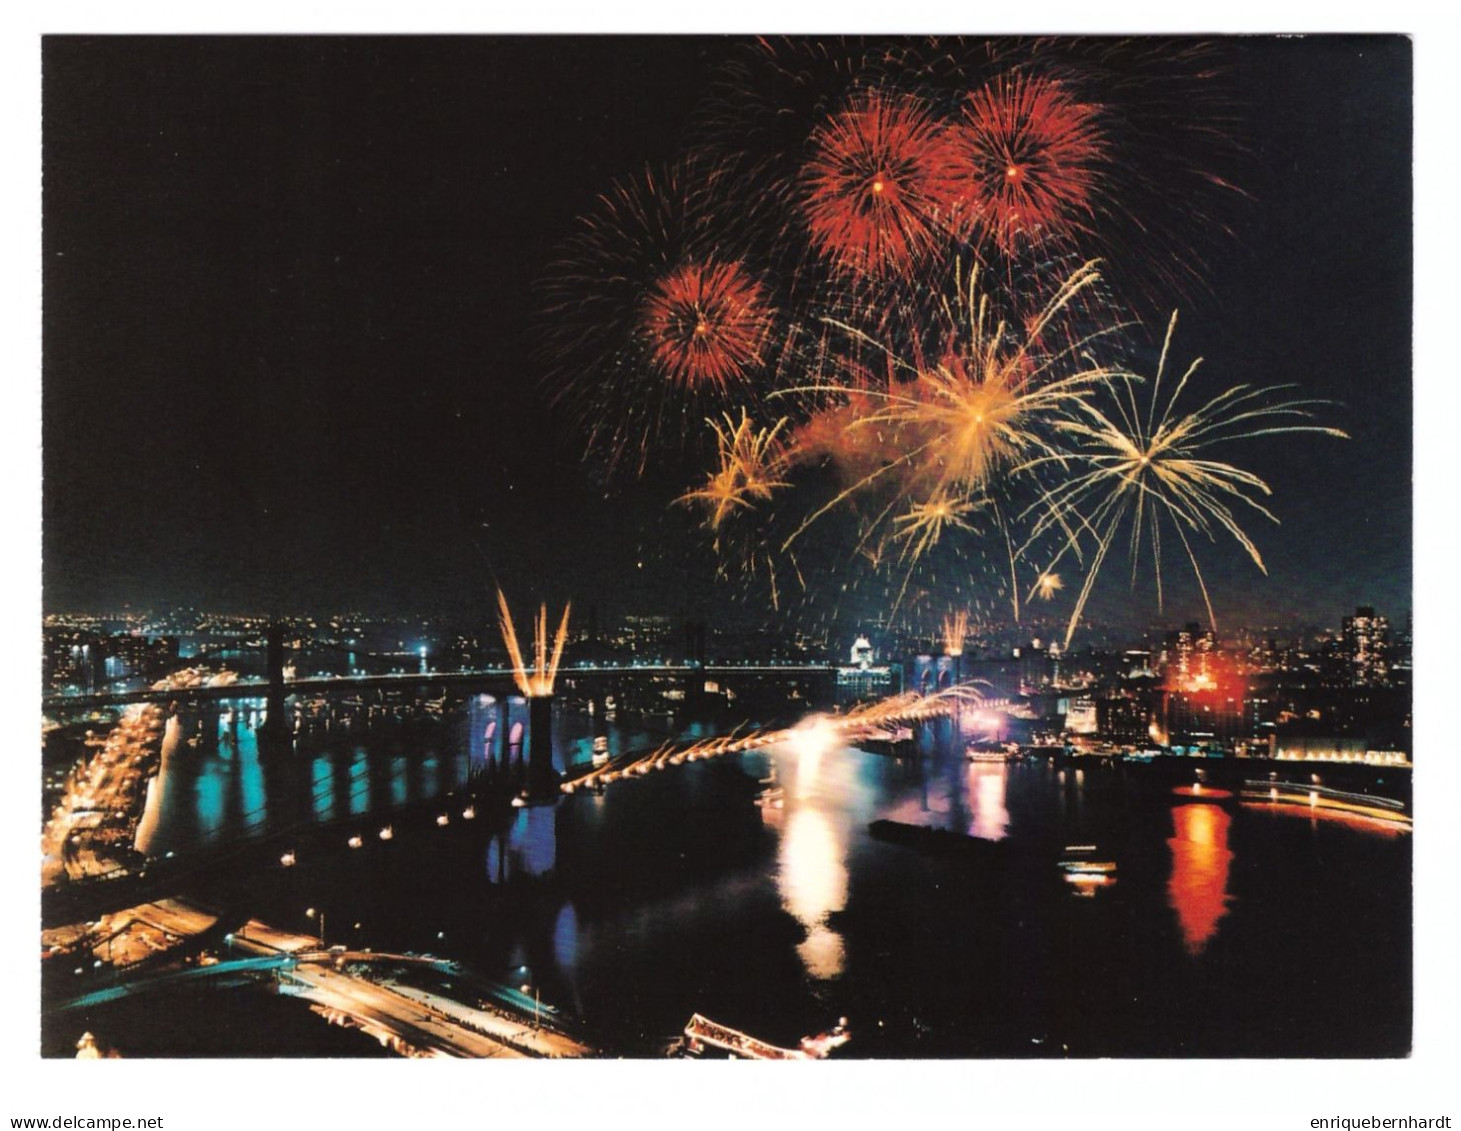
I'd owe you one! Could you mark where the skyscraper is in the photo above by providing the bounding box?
[1341,606,1390,687]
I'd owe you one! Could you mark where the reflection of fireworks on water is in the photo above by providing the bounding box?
[801,89,954,279]
[1022,312,1347,645]
[496,589,571,697]
[942,74,1105,253]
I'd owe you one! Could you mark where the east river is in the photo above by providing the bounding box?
[42,688,1411,1058]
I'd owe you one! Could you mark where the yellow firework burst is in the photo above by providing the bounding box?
[1022,312,1347,647]
[771,259,1123,619]
[677,409,790,530]
[824,259,1116,498]
[942,610,970,656]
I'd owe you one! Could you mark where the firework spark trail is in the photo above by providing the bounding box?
[677,410,792,531]
[560,685,984,794]
[766,259,1122,619]
[1019,311,1347,646]
[801,89,957,279]
[942,610,970,655]
[496,588,572,697]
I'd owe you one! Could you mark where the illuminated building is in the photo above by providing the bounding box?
[1097,691,1157,743]
[1340,606,1390,687]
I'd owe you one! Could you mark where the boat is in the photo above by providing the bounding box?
[680,1013,848,1060]
[753,786,785,810]
[590,736,610,767]
[1057,844,1117,894]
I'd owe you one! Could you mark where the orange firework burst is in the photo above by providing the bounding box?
[496,589,571,698]
[801,89,956,278]
[942,74,1105,253]
[638,260,774,391]
[822,259,1114,500]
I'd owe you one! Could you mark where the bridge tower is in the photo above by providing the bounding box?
[259,623,291,752]
[525,695,559,801]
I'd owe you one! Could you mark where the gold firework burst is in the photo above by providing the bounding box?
[1022,312,1347,646]
[678,409,791,531]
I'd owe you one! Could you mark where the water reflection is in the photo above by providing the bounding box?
[967,761,1010,841]
[1167,803,1234,955]
[778,807,848,980]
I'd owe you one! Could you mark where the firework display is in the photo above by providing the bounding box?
[536,36,1342,647]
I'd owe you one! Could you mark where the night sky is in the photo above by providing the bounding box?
[41,35,1411,631]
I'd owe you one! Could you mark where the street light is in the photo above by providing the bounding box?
[306,907,324,947]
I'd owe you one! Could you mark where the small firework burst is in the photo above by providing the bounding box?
[638,259,774,391]
[801,89,956,278]
[942,73,1105,253]
[1034,570,1064,600]
[1022,312,1347,646]
[496,589,571,698]
[891,492,985,562]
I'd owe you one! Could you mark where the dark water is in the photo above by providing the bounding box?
[62,691,1412,1058]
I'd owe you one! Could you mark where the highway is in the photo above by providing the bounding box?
[229,921,595,1058]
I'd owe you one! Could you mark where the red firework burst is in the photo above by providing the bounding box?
[943,74,1105,253]
[801,90,955,278]
[637,260,774,391]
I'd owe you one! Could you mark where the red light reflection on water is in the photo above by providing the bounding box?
[1166,803,1234,956]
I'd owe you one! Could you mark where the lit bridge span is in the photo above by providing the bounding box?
[42,662,842,712]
